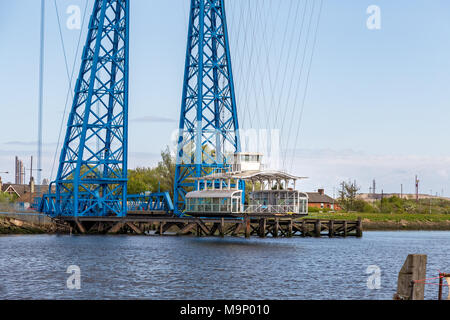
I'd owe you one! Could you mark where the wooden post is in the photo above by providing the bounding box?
[328,220,334,238]
[343,221,348,237]
[75,220,86,234]
[178,223,196,236]
[220,218,225,238]
[288,220,293,238]
[108,222,124,234]
[259,218,266,238]
[273,219,279,238]
[438,274,450,300]
[126,222,144,235]
[232,223,242,237]
[301,219,306,237]
[314,219,321,237]
[394,254,427,300]
[356,217,363,238]
[245,218,251,238]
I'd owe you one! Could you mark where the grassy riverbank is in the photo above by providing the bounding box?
[305,212,450,230]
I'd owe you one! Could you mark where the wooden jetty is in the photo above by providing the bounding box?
[60,216,363,238]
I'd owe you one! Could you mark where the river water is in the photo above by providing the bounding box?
[0,231,449,300]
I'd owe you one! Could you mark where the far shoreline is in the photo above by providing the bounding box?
[306,212,450,232]
[363,220,450,231]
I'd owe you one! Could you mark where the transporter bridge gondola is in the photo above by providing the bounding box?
[185,153,309,218]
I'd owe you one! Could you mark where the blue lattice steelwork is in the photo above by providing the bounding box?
[127,193,174,213]
[174,0,242,213]
[52,0,130,217]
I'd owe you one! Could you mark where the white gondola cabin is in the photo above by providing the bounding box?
[184,153,309,217]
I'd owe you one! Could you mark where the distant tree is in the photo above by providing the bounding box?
[127,147,176,198]
[156,147,175,199]
[127,167,159,195]
[0,192,12,203]
[338,180,361,212]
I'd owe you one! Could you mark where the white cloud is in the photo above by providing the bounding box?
[285,149,450,196]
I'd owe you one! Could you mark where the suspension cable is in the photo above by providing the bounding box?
[288,0,324,172]
[50,0,90,181]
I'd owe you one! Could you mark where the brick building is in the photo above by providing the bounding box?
[0,176,51,204]
[306,189,341,211]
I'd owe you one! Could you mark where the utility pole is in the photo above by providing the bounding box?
[27,156,42,205]
[27,156,43,183]
[401,184,403,199]
[332,186,335,212]
[429,189,432,214]
[415,175,419,202]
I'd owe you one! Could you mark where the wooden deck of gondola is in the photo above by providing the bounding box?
[59,214,363,238]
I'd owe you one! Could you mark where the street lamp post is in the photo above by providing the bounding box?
[25,167,43,208]
[429,189,432,214]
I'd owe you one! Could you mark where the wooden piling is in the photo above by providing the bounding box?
[394,254,427,300]
[328,220,334,238]
[108,222,124,234]
[301,219,306,237]
[288,220,293,238]
[438,273,450,300]
[356,217,363,238]
[75,219,87,234]
[245,218,251,238]
[343,221,347,237]
[273,219,279,238]
[220,218,225,238]
[314,220,321,237]
[259,218,267,238]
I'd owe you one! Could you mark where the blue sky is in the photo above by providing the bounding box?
[0,0,449,197]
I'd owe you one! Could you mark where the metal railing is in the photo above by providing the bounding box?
[244,204,304,215]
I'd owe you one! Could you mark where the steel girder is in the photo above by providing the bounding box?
[53,0,129,217]
[127,193,175,213]
[174,0,242,214]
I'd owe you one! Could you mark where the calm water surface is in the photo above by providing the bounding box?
[0,232,449,300]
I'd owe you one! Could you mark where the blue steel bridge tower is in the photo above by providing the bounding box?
[174,0,242,213]
[53,0,129,217]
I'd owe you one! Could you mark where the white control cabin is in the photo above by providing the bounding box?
[231,152,263,173]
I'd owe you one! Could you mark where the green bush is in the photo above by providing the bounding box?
[308,206,320,213]
[363,202,377,213]
[0,192,12,203]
